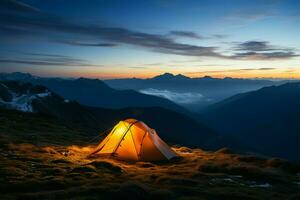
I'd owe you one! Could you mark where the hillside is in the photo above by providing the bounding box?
[201,82,300,161]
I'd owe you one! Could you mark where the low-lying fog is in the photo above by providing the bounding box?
[139,88,210,105]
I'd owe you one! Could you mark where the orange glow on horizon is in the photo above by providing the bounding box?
[184,68,300,80]
[63,69,300,80]
[16,67,300,80]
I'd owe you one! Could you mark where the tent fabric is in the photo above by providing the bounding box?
[91,119,177,161]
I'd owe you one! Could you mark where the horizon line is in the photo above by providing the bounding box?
[1,71,300,81]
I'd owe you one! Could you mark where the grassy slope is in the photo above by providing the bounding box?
[0,109,299,200]
[0,144,299,200]
[0,109,90,145]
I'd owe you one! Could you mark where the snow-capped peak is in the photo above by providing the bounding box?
[0,83,52,112]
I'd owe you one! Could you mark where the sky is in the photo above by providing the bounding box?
[0,0,300,79]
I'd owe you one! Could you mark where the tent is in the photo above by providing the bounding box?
[91,119,177,161]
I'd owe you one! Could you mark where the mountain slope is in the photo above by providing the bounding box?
[201,82,300,161]
[33,78,187,113]
[0,81,219,149]
[88,106,218,148]
[0,81,105,132]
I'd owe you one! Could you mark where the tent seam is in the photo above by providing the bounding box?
[111,120,139,156]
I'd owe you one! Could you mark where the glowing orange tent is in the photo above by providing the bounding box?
[91,119,177,161]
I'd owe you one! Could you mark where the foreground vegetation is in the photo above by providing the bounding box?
[0,109,299,200]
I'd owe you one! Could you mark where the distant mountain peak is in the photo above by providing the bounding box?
[153,73,189,80]
[0,72,34,80]
[175,73,189,79]
[155,72,174,78]
[0,81,53,112]
[77,77,98,82]
[74,77,112,90]
[201,75,214,80]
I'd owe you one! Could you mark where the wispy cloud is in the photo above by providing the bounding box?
[0,1,298,61]
[230,41,298,60]
[186,68,277,74]
[0,53,102,67]
[0,0,39,13]
[0,1,221,58]
[234,41,293,52]
[127,66,149,69]
[232,51,298,60]
[223,4,277,25]
[59,40,118,47]
[211,34,229,39]
[169,31,204,39]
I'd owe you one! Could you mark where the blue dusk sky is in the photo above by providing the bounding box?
[0,0,300,79]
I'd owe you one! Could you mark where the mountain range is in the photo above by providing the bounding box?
[201,82,300,161]
[105,73,291,110]
[1,72,299,161]
[0,80,218,148]
[2,72,291,112]
[0,72,187,114]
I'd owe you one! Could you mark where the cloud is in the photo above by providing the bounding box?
[224,5,277,25]
[0,0,39,13]
[232,51,298,60]
[229,10,275,21]
[234,41,290,52]
[0,1,221,58]
[139,88,204,104]
[211,34,229,39]
[0,53,101,67]
[230,41,299,60]
[169,31,204,39]
[0,1,297,61]
[169,31,228,40]
[257,68,276,70]
[186,68,276,74]
[59,40,118,47]
[127,66,148,69]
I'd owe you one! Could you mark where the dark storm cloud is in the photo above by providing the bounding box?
[169,31,204,39]
[0,53,101,67]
